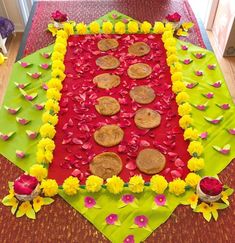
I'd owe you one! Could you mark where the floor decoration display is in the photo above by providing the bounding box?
[0,11,234,243]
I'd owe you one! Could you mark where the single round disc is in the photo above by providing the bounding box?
[95,96,120,116]
[98,39,119,51]
[90,152,122,179]
[136,148,166,174]
[94,124,124,147]
[134,108,161,129]
[128,42,150,56]
[127,63,152,79]
[96,55,120,70]
[130,85,156,104]
[93,73,120,89]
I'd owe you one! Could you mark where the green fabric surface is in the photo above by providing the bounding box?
[0,45,53,172]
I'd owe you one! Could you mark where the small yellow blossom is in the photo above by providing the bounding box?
[52,60,65,72]
[171,72,182,82]
[89,21,100,34]
[41,179,58,197]
[46,88,61,101]
[63,176,80,196]
[153,22,165,34]
[169,178,186,196]
[47,24,58,36]
[42,112,58,126]
[185,173,201,187]
[51,68,66,81]
[37,138,55,151]
[56,29,68,39]
[187,157,205,171]
[140,21,152,33]
[166,46,177,56]
[86,175,103,192]
[102,21,113,34]
[195,202,211,221]
[45,99,60,113]
[150,175,168,194]
[54,43,66,55]
[182,22,194,31]
[178,102,192,116]
[176,92,189,105]
[184,127,199,140]
[76,22,87,35]
[187,193,199,209]
[179,115,193,129]
[106,176,124,194]
[162,30,173,41]
[188,141,203,156]
[129,175,145,193]
[127,21,139,33]
[63,22,74,35]
[167,54,178,65]
[170,62,182,74]
[33,196,44,212]
[16,201,35,219]
[39,123,56,139]
[29,164,47,181]
[165,22,173,31]
[114,21,126,34]
[172,81,185,93]
[47,78,63,91]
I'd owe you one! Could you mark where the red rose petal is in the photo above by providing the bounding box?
[174,158,185,167]
[171,170,182,179]
[126,161,137,170]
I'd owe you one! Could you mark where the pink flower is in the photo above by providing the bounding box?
[134,215,148,228]
[13,174,38,195]
[51,10,68,22]
[200,177,223,196]
[124,235,135,243]
[122,194,135,204]
[181,45,188,50]
[154,194,166,206]
[166,12,181,22]
[105,214,118,225]
[84,196,96,208]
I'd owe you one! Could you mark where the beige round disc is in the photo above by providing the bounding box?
[96,55,120,70]
[130,85,156,104]
[95,96,120,116]
[90,152,122,179]
[98,39,119,51]
[134,108,161,129]
[136,148,166,174]
[127,63,152,79]
[128,42,150,56]
[94,124,124,147]
[93,73,120,89]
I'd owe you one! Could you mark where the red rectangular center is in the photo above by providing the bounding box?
[48,34,190,185]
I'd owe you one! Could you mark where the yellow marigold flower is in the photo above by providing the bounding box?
[47,24,58,37]
[166,46,177,56]
[44,150,53,163]
[164,37,177,47]
[47,78,63,91]
[42,112,58,126]
[178,102,192,116]
[167,54,178,65]
[170,62,182,74]
[86,175,103,192]
[36,149,45,163]
[39,123,56,139]
[29,164,47,181]
[169,178,186,196]
[106,175,124,194]
[176,92,189,105]
[63,176,80,196]
[55,36,67,46]
[162,31,172,42]
[46,88,61,101]
[52,60,65,72]
[179,115,193,129]
[102,21,113,34]
[172,81,185,93]
[188,141,203,157]
[150,175,168,194]
[63,22,74,36]
[114,21,126,34]
[45,99,60,113]
[140,21,152,33]
[184,127,199,140]
[76,22,87,35]
[37,138,55,151]
[153,22,165,34]
[127,21,139,33]
[165,22,173,31]
[89,21,100,34]
[129,175,145,193]
[56,29,68,39]
[54,43,66,55]
[185,173,201,187]
[51,68,66,81]
[187,157,205,171]
[171,72,182,82]
[41,179,58,197]
[51,51,64,62]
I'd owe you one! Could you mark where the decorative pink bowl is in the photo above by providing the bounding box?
[15,184,41,201]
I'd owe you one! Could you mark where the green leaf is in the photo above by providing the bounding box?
[224,188,234,197]
[26,208,36,219]
[16,210,25,218]
[203,212,212,222]
[11,204,18,215]
[212,210,218,221]
[8,182,13,189]
[130,224,138,229]
[216,203,228,210]
[43,197,54,205]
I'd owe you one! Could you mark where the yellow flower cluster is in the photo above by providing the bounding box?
[167,54,178,65]
[153,22,165,34]
[76,22,87,35]
[114,21,126,34]
[47,78,63,91]
[42,112,58,126]
[179,115,193,129]
[86,175,103,192]
[127,21,139,33]
[41,179,58,197]
[129,175,145,193]
[176,92,189,105]
[52,60,65,72]
[188,141,203,157]
[169,178,186,196]
[184,127,199,141]
[39,123,56,139]
[46,88,61,101]
[141,21,152,33]
[63,22,74,36]
[187,157,205,171]
[45,99,60,113]
[102,21,113,34]
[106,175,124,194]
[185,173,201,188]
[63,176,80,196]
[172,81,185,93]
[171,72,182,82]
[150,175,168,194]
[178,102,192,116]
[29,164,47,181]
[89,21,100,34]
[36,138,55,164]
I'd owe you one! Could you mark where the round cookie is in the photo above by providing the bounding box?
[127,63,152,79]
[93,73,120,89]
[134,108,161,129]
[94,124,124,147]
[90,152,122,179]
[130,85,156,104]
[128,42,150,56]
[95,96,120,116]
[98,39,119,51]
[136,148,166,174]
[96,55,120,70]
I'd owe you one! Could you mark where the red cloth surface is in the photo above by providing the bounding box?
[22,0,205,57]
[48,34,190,185]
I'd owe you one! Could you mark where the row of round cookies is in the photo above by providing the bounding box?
[89,38,166,180]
